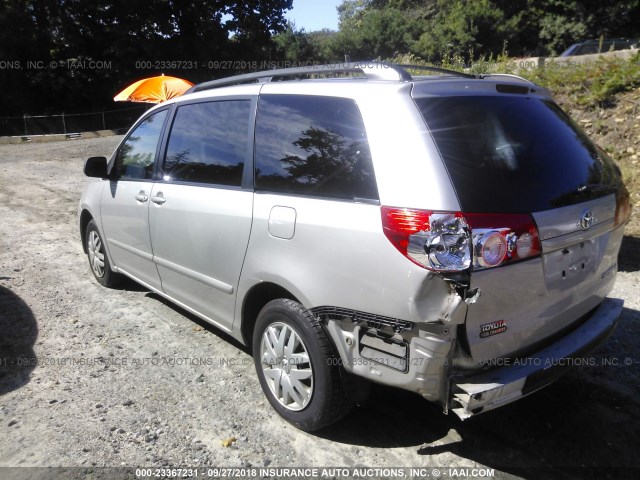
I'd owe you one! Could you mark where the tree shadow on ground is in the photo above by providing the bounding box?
[0,285,37,396]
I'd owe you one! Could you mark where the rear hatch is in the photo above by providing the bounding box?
[414,88,628,362]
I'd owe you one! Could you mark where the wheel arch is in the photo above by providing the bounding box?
[79,209,94,254]
[241,282,299,352]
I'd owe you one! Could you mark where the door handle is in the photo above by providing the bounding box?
[135,191,148,202]
[151,193,166,205]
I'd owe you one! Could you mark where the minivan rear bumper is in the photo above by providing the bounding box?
[450,297,623,419]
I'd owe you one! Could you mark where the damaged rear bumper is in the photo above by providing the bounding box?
[450,297,623,419]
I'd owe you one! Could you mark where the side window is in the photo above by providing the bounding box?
[163,100,251,187]
[254,95,378,200]
[113,109,168,180]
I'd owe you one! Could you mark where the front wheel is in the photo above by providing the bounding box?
[252,299,352,431]
[85,219,121,288]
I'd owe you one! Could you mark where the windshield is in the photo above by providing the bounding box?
[415,95,620,213]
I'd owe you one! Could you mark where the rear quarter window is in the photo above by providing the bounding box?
[254,94,378,201]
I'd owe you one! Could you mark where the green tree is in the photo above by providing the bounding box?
[326,0,640,61]
[332,3,421,59]
[0,0,293,116]
[273,22,323,62]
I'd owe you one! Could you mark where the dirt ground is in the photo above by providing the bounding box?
[0,136,639,479]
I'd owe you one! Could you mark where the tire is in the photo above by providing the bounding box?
[85,219,121,288]
[252,299,352,431]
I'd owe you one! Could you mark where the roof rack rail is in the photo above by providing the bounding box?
[394,64,479,79]
[187,61,484,94]
[188,61,413,93]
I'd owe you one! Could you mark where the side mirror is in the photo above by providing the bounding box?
[84,156,108,178]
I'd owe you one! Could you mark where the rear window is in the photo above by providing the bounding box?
[416,96,619,213]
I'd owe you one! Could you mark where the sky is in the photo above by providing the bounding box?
[285,0,342,32]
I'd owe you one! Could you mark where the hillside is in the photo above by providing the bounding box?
[558,87,640,237]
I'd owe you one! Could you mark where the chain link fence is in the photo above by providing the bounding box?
[0,105,151,137]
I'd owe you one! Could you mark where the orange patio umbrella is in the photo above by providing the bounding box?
[113,74,194,103]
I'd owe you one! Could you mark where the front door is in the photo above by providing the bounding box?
[100,108,169,290]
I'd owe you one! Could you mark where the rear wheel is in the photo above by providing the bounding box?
[85,219,121,288]
[252,299,352,431]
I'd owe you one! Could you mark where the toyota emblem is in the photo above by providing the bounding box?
[579,209,594,230]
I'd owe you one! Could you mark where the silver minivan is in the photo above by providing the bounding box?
[79,62,630,431]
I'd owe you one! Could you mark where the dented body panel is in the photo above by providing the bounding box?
[463,200,622,362]
[304,84,627,415]
[451,298,622,418]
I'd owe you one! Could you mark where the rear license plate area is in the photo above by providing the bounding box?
[543,239,597,290]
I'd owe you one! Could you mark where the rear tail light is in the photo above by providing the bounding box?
[615,187,631,227]
[465,213,542,270]
[596,145,632,228]
[475,231,507,267]
[381,207,541,272]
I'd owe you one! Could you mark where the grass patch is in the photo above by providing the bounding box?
[522,53,640,107]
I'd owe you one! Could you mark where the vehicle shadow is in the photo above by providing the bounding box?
[618,235,640,272]
[318,306,640,479]
[144,292,249,353]
[0,285,38,396]
[114,275,150,292]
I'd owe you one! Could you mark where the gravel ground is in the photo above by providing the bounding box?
[0,136,639,479]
